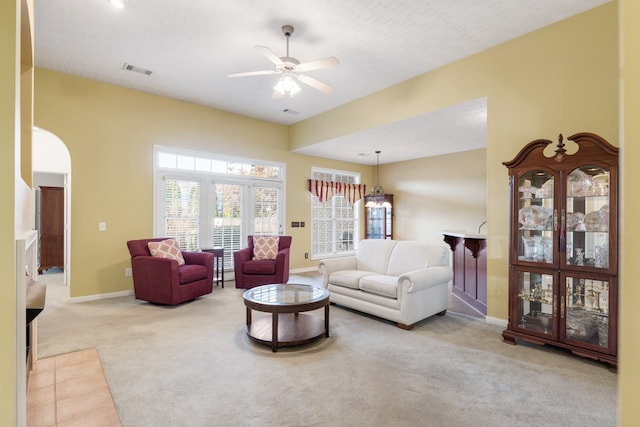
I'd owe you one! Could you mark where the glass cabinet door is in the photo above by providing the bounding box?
[562,274,612,352]
[366,207,385,239]
[517,170,555,264]
[514,269,555,338]
[365,206,392,239]
[564,166,610,270]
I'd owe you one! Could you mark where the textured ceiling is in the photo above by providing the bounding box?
[34,0,610,164]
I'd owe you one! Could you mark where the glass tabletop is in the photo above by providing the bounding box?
[243,284,329,306]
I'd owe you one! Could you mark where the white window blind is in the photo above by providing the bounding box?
[212,182,242,267]
[163,178,200,251]
[254,185,280,235]
[310,168,359,258]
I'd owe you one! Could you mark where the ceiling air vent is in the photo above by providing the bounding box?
[122,63,152,76]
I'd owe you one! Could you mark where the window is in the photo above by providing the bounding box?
[163,178,200,251]
[310,168,360,259]
[154,146,285,269]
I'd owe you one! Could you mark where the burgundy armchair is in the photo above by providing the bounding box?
[126,238,214,305]
[233,235,292,289]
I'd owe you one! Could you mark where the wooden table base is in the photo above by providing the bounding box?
[246,311,329,352]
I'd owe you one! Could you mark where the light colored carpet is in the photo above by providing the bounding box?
[36,272,617,427]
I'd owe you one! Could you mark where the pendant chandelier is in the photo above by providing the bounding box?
[365,150,392,208]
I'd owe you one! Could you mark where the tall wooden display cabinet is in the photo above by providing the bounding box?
[502,133,618,370]
[39,186,64,273]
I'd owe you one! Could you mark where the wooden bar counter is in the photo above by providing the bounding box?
[440,231,487,316]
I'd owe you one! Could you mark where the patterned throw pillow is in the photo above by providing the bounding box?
[253,236,280,260]
[148,239,185,265]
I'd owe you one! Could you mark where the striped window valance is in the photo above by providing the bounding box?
[308,179,366,204]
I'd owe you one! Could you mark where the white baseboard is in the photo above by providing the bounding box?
[290,267,319,274]
[70,290,133,303]
[485,316,508,328]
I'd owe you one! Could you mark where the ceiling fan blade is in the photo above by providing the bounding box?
[297,74,335,94]
[227,70,279,78]
[297,56,339,72]
[256,46,283,66]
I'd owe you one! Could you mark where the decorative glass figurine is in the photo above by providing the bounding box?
[575,248,584,266]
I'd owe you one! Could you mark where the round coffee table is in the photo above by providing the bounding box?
[243,284,330,352]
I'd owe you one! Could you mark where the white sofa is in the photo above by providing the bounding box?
[318,239,453,329]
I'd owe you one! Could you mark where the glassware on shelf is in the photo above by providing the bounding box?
[574,248,584,266]
[566,212,585,231]
[537,179,553,198]
[519,185,538,199]
[567,169,593,197]
[542,236,553,262]
[518,205,553,230]
[591,173,609,196]
[521,235,541,260]
[594,245,609,268]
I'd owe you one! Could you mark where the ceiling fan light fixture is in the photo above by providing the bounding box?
[229,24,338,97]
[274,74,301,97]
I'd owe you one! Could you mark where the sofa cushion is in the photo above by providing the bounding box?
[355,239,397,274]
[359,275,398,299]
[243,259,277,275]
[148,239,185,266]
[329,270,375,290]
[387,241,445,276]
[178,264,208,283]
[253,236,280,260]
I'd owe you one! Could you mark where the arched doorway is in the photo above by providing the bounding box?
[33,127,71,293]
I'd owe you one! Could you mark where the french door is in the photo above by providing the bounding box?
[158,176,283,271]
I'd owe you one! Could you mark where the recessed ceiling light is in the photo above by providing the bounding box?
[109,0,126,9]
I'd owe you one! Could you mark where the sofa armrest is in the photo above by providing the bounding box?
[274,247,291,283]
[131,256,180,288]
[398,266,453,293]
[318,256,357,288]
[234,247,252,263]
[183,251,213,267]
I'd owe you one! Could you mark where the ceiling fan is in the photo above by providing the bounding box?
[228,25,339,98]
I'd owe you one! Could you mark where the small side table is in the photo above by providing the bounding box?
[201,247,224,288]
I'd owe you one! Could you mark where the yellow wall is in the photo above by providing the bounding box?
[3,0,34,424]
[619,1,640,424]
[0,1,19,423]
[383,148,487,242]
[34,69,372,298]
[291,3,618,322]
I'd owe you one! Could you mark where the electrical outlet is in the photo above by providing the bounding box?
[125,267,132,277]
[304,252,309,259]
[99,222,107,231]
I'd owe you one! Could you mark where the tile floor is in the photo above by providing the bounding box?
[27,348,121,427]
